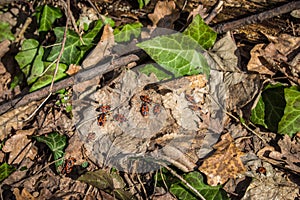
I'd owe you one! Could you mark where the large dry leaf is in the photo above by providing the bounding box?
[199,132,246,186]
[148,1,178,27]
[72,70,224,173]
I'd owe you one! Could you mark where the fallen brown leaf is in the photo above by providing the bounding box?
[82,24,114,69]
[199,132,246,186]
[257,135,300,174]
[148,1,178,28]
[2,128,36,164]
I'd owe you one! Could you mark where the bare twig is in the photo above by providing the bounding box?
[0,54,139,115]
[205,0,223,24]
[213,1,300,33]
[15,17,32,43]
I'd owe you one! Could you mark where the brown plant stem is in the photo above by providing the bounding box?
[213,1,300,33]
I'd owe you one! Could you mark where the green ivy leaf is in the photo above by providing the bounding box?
[0,21,15,41]
[47,20,103,65]
[30,62,68,92]
[0,163,16,182]
[137,0,151,9]
[137,33,210,78]
[170,171,229,200]
[250,84,286,132]
[250,97,267,128]
[114,22,143,42]
[34,132,67,168]
[183,14,217,49]
[15,39,45,85]
[38,5,63,32]
[139,64,172,80]
[278,86,300,136]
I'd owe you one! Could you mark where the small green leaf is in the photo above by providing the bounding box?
[47,20,103,65]
[137,33,210,78]
[183,15,217,49]
[250,84,286,132]
[30,62,67,92]
[250,97,268,128]
[78,169,114,191]
[34,132,67,168]
[0,163,16,182]
[170,171,229,200]
[114,22,143,42]
[137,0,150,9]
[0,21,15,41]
[15,39,45,85]
[38,5,63,32]
[139,64,172,80]
[278,86,300,136]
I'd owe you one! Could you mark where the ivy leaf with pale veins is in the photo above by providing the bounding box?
[137,33,210,78]
[47,20,103,65]
[170,171,229,200]
[15,39,45,85]
[199,133,246,186]
[183,14,217,49]
[34,132,67,168]
[37,5,63,32]
[114,22,143,43]
[278,86,300,136]
[30,62,68,92]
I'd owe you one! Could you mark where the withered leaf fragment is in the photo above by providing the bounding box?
[199,132,246,186]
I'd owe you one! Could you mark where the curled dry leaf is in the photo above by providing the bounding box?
[148,1,178,27]
[257,135,300,174]
[66,64,81,76]
[2,128,36,164]
[199,132,246,186]
[247,34,300,75]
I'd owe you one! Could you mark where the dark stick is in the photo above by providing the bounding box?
[213,1,300,33]
[0,54,139,115]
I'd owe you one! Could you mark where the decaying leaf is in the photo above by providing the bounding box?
[247,34,300,75]
[0,101,40,140]
[82,24,114,69]
[257,135,300,174]
[199,132,246,186]
[2,128,35,164]
[188,4,208,22]
[242,167,299,200]
[148,1,179,28]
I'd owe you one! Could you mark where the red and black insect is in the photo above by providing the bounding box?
[140,95,152,104]
[256,167,267,175]
[140,103,149,117]
[96,105,111,114]
[61,157,76,174]
[97,113,107,126]
[113,114,127,123]
[153,104,161,115]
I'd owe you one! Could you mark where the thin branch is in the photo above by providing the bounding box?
[0,54,139,115]
[213,1,300,33]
